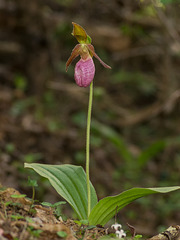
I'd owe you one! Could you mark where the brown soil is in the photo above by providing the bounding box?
[1,187,180,240]
[0,187,111,240]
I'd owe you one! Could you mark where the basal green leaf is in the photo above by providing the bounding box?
[89,186,180,226]
[24,163,98,220]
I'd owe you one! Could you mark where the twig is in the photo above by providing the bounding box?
[148,225,180,240]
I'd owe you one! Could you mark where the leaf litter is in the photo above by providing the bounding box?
[0,187,180,239]
[0,187,110,240]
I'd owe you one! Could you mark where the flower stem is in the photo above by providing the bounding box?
[86,81,93,217]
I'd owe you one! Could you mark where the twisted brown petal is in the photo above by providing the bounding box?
[66,44,81,72]
[87,44,111,69]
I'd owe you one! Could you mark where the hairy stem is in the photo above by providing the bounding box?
[86,81,93,217]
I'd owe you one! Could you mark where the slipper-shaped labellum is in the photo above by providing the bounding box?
[66,22,111,87]
[75,58,95,87]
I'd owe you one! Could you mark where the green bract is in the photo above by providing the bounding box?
[72,22,92,44]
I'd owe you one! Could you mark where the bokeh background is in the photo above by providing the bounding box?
[0,0,180,236]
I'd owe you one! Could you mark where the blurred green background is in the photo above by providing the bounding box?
[0,0,180,235]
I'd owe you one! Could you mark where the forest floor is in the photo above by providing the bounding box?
[0,187,180,240]
[0,187,109,240]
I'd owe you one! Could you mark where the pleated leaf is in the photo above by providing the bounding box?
[24,163,98,220]
[88,186,180,226]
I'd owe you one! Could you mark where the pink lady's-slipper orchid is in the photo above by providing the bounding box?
[66,22,111,87]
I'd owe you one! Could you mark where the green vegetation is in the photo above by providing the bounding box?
[1,0,180,238]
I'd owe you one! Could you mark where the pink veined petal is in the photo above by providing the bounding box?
[74,58,95,87]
